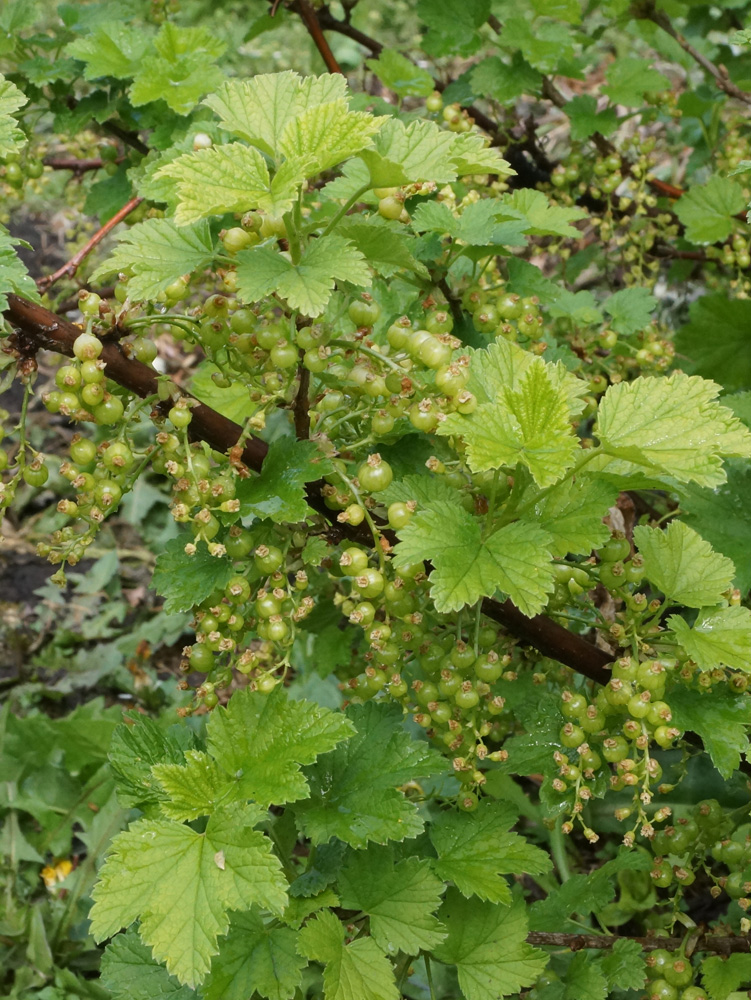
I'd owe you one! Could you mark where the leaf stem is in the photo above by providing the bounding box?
[321,182,371,238]
[424,953,437,1000]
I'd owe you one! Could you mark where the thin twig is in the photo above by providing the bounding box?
[36,196,143,293]
[646,4,751,105]
[294,361,311,439]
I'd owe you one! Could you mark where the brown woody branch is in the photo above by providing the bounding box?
[527,930,751,955]
[288,1,343,74]
[36,196,144,293]
[43,156,124,175]
[3,294,614,683]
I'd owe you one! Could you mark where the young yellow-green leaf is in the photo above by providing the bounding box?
[429,801,552,904]
[294,702,445,847]
[0,74,27,157]
[90,802,288,987]
[393,500,555,615]
[433,891,546,1000]
[152,537,233,615]
[449,131,515,177]
[500,188,587,237]
[235,235,370,317]
[156,144,303,225]
[66,22,145,80]
[101,929,197,1000]
[595,372,751,487]
[669,687,751,779]
[129,24,225,114]
[634,521,735,608]
[205,686,355,808]
[531,476,619,557]
[153,751,237,822]
[204,72,347,160]
[278,99,382,173]
[130,53,223,114]
[358,117,458,187]
[235,438,333,523]
[366,50,435,97]
[338,846,446,955]
[675,175,747,245]
[297,909,400,1000]
[202,912,305,1000]
[466,339,587,417]
[668,605,751,672]
[439,358,579,487]
[91,218,215,301]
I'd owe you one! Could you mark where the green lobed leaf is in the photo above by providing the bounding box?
[152,537,233,614]
[497,16,575,73]
[531,475,618,557]
[157,144,303,225]
[500,188,587,237]
[471,54,543,105]
[433,891,546,1000]
[0,226,40,310]
[108,712,194,811]
[90,802,288,987]
[633,521,735,608]
[337,216,428,278]
[565,95,619,140]
[602,57,669,106]
[100,929,197,1000]
[0,73,28,157]
[701,953,751,1000]
[668,605,751,672]
[91,218,215,301]
[603,286,657,335]
[129,24,225,114]
[202,912,305,1000]
[189,362,257,424]
[429,800,552,904]
[675,175,747,245]
[358,117,458,187]
[594,372,751,487]
[393,500,555,616]
[235,235,370,317]
[294,701,446,847]
[449,131,515,177]
[530,853,652,931]
[205,686,355,808]
[545,950,608,1000]
[467,338,587,416]
[204,72,347,159]
[338,845,446,955]
[297,909,400,1000]
[439,357,580,487]
[66,21,145,79]
[675,295,751,393]
[278,99,382,174]
[598,938,646,992]
[681,464,751,594]
[235,438,333,522]
[153,751,237,822]
[366,50,435,97]
[670,687,751,779]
